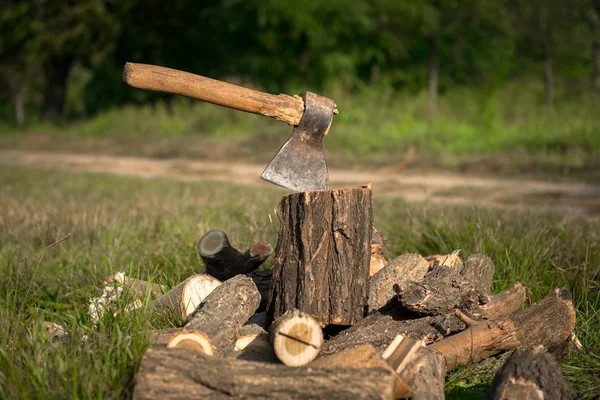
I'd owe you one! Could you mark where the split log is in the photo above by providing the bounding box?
[105,273,167,299]
[198,230,273,281]
[430,288,577,371]
[488,346,576,400]
[368,253,430,313]
[309,344,412,399]
[232,323,277,362]
[133,348,399,400]
[323,283,527,355]
[147,274,221,324]
[383,336,446,400]
[267,185,373,327]
[268,310,324,366]
[425,249,463,273]
[460,254,495,293]
[168,275,260,357]
[370,228,389,276]
[400,266,482,316]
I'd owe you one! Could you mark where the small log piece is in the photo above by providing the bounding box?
[166,330,215,355]
[147,274,221,324]
[169,275,260,357]
[425,249,463,273]
[198,230,273,281]
[430,288,577,371]
[105,273,167,299]
[233,323,276,362]
[460,253,495,293]
[323,283,528,355]
[309,344,412,399]
[133,348,399,400]
[370,228,389,276]
[248,269,272,312]
[383,336,446,400]
[269,309,324,366]
[368,253,430,313]
[488,346,576,400]
[267,185,373,327]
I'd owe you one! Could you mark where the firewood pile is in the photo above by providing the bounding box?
[94,185,578,399]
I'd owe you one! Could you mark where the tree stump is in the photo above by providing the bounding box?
[488,346,576,400]
[267,185,373,327]
[268,309,324,366]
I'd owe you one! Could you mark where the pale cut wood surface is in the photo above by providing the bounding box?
[269,310,323,367]
[123,62,305,126]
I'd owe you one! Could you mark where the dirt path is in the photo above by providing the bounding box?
[2,150,599,220]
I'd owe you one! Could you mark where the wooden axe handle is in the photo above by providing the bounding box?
[123,62,304,126]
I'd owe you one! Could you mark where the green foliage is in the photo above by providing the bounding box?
[0,166,598,398]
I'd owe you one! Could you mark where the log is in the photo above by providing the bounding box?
[198,229,273,281]
[370,228,389,276]
[166,330,215,355]
[268,309,324,366]
[430,288,577,371]
[105,273,166,299]
[170,275,260,357]
[308,344,412,399]
[147,274,221,324]
[247,269,272,312]
[133,348,398,399]
[383,336,446,400]
[400,266,482,315]
[323,283,528,355]
[488,346,576,400]
[232,323,277,362]
[267,185,373,327]
[425,249,463,273]
[368,253,430,313]
[460,253,495,293]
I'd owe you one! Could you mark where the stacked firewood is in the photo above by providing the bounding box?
[120,186,577,399]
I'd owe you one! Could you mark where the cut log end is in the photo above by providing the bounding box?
[166,330,214,356]
[269,310,324,366]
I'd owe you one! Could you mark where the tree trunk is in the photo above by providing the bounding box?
[544,52,554,107]
[267,185,373,327]
[428,34,439,115]
[133,348,398,399]
[14,85,25,126]
[41,55,74,121]
[593,25,600,95]
[488,347,576,400]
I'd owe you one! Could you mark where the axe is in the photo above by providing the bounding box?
[122,63,337,192]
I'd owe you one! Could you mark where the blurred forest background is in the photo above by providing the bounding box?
[1,0,599,176]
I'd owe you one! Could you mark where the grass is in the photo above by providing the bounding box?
[1,80,599,180]
[0,165,599,399]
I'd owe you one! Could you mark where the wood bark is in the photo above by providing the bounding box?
[425,250,463,273]
[269,309,324,366]
[267,185,373,327]
[395,345,446,400]
[323,283,527,355]
[232,323,277,362]
[133,347,398,399]
[198,230,272,281]
[460,254,495,294]
[488,346,576,400]
[248,269,272,312]
[368,253,430,313]
[180,275,261,357]
[370,228,389,276]
[430,288,576,371]
[147,274,221,324]
[309,344,412,399]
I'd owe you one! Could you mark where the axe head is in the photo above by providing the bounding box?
[261,92,335,192]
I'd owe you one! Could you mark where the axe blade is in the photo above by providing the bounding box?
[261,92,335,192]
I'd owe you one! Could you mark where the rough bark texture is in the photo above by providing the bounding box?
[425,250,463,273]
[198,230,273,281]
[401,267,482,316]
[397,346,446,400]
[133,348,398,400]
[370,228,389,276]
[232,324,277,362]
[323,283,528,355]
[460,254,495,293]
[488,347,576,400]
[184,275,261,357]
[309,344,412,399]
[267,185,373,327]
[368,253,430,313]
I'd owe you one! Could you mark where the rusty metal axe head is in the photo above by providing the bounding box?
[261,92,335,192]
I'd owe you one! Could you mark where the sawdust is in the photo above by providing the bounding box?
[1,150,599,220]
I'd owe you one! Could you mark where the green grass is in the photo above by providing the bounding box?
[1,81,599,180]
[0,166,599,398]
